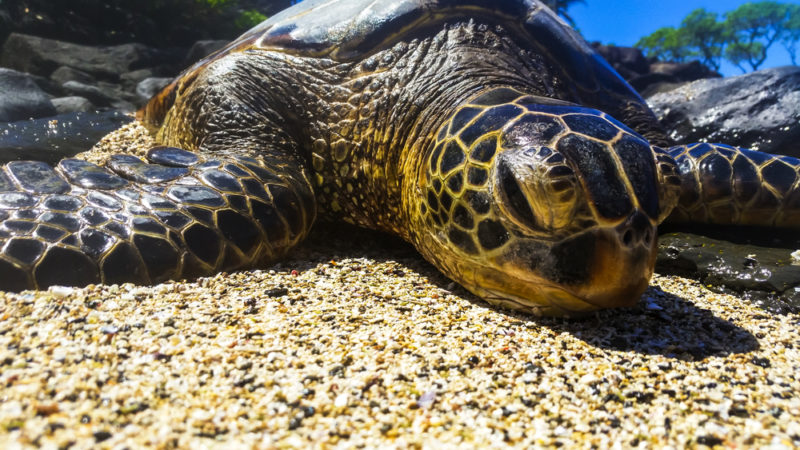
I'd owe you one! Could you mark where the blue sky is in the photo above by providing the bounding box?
[570,0,799,76]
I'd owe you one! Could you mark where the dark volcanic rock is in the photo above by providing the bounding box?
[136,77,172,104]
[0,111,133,164]
[0,33,172,80]
[50,66,97,86]
[121,68,167,91]
[591,43,720,96]
[657,230,800,314]
[648,66,800,157]
[183,40,229,66]
[593,44,650,79]
[650,60,718,81]
[52,96,95,114]
[61,81,118,107]
[0,68,56,121]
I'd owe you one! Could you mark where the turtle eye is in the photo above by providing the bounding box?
[495,148,579,232]
[496,157,539,230]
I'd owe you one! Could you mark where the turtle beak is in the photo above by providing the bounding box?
[466,209,657,316]
[567,210,657,309]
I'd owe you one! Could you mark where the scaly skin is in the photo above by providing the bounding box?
[0,21,798,316]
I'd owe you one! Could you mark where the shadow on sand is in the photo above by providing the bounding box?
[291,222,760,360]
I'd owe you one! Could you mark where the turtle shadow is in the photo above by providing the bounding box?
[502,287,760,359]
[292,223,759,360]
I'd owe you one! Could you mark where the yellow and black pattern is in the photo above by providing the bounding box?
[415,89,677,258]
[3,0,800,317]
[0,147,315,291]
[667,144,800,228]
[405,89,681,315]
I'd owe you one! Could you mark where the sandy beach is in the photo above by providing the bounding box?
[0,222,798,448]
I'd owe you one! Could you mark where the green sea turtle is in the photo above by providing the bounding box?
[0,0,798,316]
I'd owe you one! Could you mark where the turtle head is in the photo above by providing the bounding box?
[408,89,681,316]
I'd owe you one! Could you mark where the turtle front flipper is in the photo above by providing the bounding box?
[666,144,800,228]
[0,147,316,291]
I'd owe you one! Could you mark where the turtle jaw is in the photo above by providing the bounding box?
[460,221,657,317]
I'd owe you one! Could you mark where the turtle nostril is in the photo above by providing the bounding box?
[643,228,653,246]
[617,211,653,248]
[622,229,634,246]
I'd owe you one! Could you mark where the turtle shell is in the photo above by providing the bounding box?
[143,0,648,134]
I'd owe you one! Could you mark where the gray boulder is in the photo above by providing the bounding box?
[136,77,172,104]
[121,68,160,91]
[0,33,163,79]
[61,81,118,107]
[52,96,95,114]
[183,40,229,66]
[50,66,96,86]
[648,66,800,157]
[0,68,56,121]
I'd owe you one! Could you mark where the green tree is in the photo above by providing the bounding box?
[542,0,585,28]
[680,8,728,71]
[634,27,692,62]
[723,1,793,72]
[778,4,800,64]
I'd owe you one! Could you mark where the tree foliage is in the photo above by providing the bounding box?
[634,27,692,63]
[680,8,728,71]
[780,5,800,64]
[635,1,800,73]
[542,0,585,28]
[724,1,796,71]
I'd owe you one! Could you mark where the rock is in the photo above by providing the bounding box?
[650,60,719,81]
[0,33,166,79]
[593,44,650,77]
[0,111,133,164]
[50,66,96,86]
[27,73,64,97]
[591,42,721,98]
[648,66,800,157]
[60,81,136,113]
[0,68,56,121]
[121,68,159,91]
[51,97,95,114]
[183,40,229,66]
[657,230,800,314]
[61,81,117,107]
[136,77,172,104]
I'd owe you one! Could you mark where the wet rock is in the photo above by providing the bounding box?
[638,61,721,98]
[121,69,158,91]
[136,77,172,104]
[650,61,718,81]
[0,111,133,164]
[61,81,117,107]
[591,43,719,96]
[648,66,800,157]
[0,68,56,121]
[183,40,229,66]
[50,66,96,86]
[657,229,800,314]
[60,81,134,112]
[0,33,166,79]
[593,44,650,79]
[52,97,95,114]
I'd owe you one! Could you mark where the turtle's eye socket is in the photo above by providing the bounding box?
[494,147,579,232]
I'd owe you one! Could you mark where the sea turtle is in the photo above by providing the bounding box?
[0,0,798,316]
